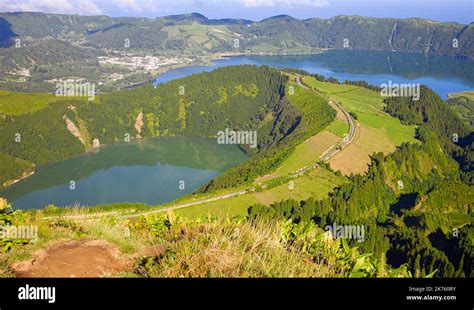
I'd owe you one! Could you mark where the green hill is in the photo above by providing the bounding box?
[0,65,334,190]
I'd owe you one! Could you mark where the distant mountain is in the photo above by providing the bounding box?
[232,15,473,58]
[0,12,472,58]
[164,12,252,25]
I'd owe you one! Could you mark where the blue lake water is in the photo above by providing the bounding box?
[154,51,474,98]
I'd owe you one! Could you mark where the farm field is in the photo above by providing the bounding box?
[275,130,340,176]
[302,76,418,175]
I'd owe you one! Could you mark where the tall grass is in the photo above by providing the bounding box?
[134,217,338,277]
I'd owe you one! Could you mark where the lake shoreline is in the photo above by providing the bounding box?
[1,136,248,210]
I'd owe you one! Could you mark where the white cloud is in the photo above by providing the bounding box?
[115,0,144,12]
[0,0,103,15]
[0,0,330,16]
[241,0,329,7]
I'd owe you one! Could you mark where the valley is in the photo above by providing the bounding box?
[0,10,472,281]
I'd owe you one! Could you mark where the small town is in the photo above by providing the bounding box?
[98,54,193,72]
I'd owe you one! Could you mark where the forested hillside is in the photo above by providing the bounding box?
[0,65,334,189]
[249,83,473,278]
[1,12,472,93]
[384,86,473,183]
[447,91,474,128]
[250,127,472,277]
[1,12,471,58]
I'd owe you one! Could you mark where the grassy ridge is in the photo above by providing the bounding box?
[303,77,418,147]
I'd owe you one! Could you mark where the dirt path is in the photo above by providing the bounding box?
[12,239,131,277]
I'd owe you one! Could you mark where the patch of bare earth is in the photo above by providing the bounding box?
[11,239,132,278]
[63,116,86,146]
[329,123,395,175]
[329,123,368,175]
[135,111,144,139]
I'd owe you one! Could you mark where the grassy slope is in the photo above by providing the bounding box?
[0,90,85,116]
[326,119,350,137]
[275,131,340,176]
[162,22,234,53]
[175,193,257,219]
[132,218,338,277]
[448,91,474,100]
[303,76,418,175]
[253,168,347,205]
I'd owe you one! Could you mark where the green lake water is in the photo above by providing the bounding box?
[1,137,247,210]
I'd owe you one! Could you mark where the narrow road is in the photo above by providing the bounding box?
[49,75,357,221]
[295,76,356,161]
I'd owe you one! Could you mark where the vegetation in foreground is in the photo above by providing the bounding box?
[1,201,411,278]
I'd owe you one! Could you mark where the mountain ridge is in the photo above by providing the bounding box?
[0,11,472,59]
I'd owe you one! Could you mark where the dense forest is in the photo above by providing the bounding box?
[384,86,473,184]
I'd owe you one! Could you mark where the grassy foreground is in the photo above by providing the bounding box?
[1,203,411,278]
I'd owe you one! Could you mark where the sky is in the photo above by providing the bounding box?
[0,0,472,24]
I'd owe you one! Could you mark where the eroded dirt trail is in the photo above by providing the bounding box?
[12,239,131,277]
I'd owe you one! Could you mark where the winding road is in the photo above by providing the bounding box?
[295,76,356,161]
